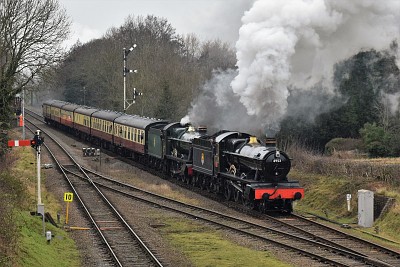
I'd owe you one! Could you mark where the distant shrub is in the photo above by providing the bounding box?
[359,122,400,157]
[324,138,363,156]
[367,141,389,158]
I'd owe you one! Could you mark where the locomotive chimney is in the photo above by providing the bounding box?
[198,126,207,133]
[265,137,276,147]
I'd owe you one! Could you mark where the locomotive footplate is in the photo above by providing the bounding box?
[244,182,304,201]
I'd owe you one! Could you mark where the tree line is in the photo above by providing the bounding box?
[49,15,236,120]
[278,45,400,157]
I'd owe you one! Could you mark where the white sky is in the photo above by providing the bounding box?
[59,0,254,48]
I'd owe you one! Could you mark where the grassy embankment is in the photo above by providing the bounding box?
[1,138,80,267]
[288,146,400,248]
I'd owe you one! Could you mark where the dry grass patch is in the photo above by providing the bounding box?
[107,168,202,206]
[156,215,292,267]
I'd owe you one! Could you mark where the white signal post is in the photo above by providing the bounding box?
[123,44,139,113]
[33,130,45,236]
[22,89,25,139]
[37,132,42,206]
[31,130,44,217]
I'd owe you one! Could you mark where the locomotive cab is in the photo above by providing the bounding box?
[164,123,208,179]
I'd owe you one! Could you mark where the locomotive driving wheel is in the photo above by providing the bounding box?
[189,175,197,187]
[234,190,242,203]
[206,180,213,193]
[185,175,191,184]
[200,176,207,190]
[224,184,233,200]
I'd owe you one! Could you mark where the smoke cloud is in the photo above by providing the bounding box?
[183,0,400,136]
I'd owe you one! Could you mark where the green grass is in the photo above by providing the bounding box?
[291,169,400,249]
[4,136,81,267]
[372,188,400,243]
[157,216,292,267]
[17,212,80,267]
[293,170,359,221]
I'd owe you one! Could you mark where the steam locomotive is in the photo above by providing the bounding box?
[42,100,304,212]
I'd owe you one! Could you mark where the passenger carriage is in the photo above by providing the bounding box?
[73,106,99,139]
[90,110,122,148]
[60,103,80,130]
[42,100,68,125]
[113,114,167,159]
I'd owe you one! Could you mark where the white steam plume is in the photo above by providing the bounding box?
[184,0,400,136]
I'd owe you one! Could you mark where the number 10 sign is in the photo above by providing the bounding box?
[64,192,74,202]
[64,192,74,224]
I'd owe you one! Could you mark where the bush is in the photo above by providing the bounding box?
[325,138,363,156]
[367,141,389,157]
[359,122,395,157]
[0,170,26,266]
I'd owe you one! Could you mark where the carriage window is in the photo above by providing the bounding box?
[134,129,138,142]
[139,130,143,144]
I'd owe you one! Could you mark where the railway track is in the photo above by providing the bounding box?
[269,213,400,266]
[25,108,400,266]
[24,116,164,267]
[63,165,398,267]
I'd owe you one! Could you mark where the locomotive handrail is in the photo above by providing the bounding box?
[167,137,192,143]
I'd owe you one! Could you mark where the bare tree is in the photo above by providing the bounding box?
[0,0,70,154]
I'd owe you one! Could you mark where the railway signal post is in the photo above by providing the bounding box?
[22,89,25,139]
[123,44,141,113]
[30,130,44,216]
[8,130,45,234]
